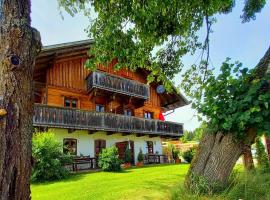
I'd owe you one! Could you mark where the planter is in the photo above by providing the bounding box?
[136,162,143,167]
[123,163,131,169]
[175,158,181,164]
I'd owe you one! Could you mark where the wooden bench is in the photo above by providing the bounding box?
[72,156,96,171]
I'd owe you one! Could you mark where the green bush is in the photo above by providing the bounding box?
[124,146,132,164]
[98,146,122,172]
[182,147,197,163]
[255,137,270,169]
[137,148,144,163]
[32,131,72,182]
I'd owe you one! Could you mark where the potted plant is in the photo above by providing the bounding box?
[136,148,144,167]
[172,148,181,164]
[123,146,132,169]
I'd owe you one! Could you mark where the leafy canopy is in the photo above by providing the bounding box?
[58,0,269,137]
[182,59,270,138]
[58,0,266,89]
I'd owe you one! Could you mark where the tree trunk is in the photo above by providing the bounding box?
[0,1,41,199]
[185,129,256,192]
[242,145,254,171]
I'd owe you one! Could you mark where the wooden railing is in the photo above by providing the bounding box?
[86,71,149,100]
[33,104,183,137]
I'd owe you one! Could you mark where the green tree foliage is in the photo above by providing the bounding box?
[137,148,144,163]
[181,123,206,143]
[124,146,132,164]
[255,137,270,169]
[98,146,122,172]
[58,0,266,91]
[182,147,197,163]
[181,130,195,143]
[32,131,72,182]
[183,59,270,139]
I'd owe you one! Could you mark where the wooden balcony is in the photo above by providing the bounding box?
[86,71,149,100]
[33,104,183,138]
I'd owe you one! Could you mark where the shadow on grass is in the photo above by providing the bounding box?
[31,168,133,186]
[32,163,187,186]
[129,163,189,170]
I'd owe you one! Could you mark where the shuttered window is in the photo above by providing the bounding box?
[63,138,77,155]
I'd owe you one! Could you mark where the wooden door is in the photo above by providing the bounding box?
[95,139,106,157]
[115,141,134,164]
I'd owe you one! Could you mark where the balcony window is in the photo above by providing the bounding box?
[64,97,78,108]
[63,138,77,155]
[144,111,153,119]
[96,104,105,112]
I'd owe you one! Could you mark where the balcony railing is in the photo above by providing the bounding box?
[86,71,149,100]
[33,104,183,137]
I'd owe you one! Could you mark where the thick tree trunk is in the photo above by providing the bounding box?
[0,1,41,199]
[242,145,254,171]
[185,129,256,192]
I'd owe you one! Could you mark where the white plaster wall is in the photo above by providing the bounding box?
[50,128,162,163]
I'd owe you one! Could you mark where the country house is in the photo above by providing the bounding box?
[33,39,188,168]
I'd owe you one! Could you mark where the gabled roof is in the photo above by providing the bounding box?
[35,39,189,111]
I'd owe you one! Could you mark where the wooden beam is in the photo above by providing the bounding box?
[88,130,95,135]
[149,135,157,138]
[106,131,115,135]
[68,129,75,133]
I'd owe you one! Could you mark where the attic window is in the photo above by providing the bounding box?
[64,97,78,108]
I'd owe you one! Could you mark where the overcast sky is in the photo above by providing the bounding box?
[31,1,270,131]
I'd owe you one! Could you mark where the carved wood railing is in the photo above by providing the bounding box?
[33,104,183,137]
[86,71,149,100]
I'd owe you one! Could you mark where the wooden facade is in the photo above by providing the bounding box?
[33,40,188,138]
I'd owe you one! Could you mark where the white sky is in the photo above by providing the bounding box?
[31,0,270,131]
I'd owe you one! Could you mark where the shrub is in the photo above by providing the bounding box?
[172,148,180,160]
[98,146,122,172]
[255,137,270,169]
[137,148,144,163]
[124,146,132,164]
[182,147,197,163]
[32,131,72,182]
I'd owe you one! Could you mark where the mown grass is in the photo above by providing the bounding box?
[31,164,270,200]
[31,164,189,200]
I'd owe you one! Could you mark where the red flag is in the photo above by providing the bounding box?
[159,111,165,121]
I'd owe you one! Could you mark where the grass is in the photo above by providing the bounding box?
[171,167,270,200]
[31,164,190,200]
[31,164,270,200]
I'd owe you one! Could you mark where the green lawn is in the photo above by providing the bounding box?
[31,164,189,200]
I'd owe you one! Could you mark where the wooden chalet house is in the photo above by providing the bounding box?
[33,39,188,166]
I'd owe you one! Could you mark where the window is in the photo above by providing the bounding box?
[63,138,77,155]
[144,111,153,119]
[64,97,78,108]
[146,141,154,154]
[95,139,106,157]
[124,109,133,116]
[96,104,105,112]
